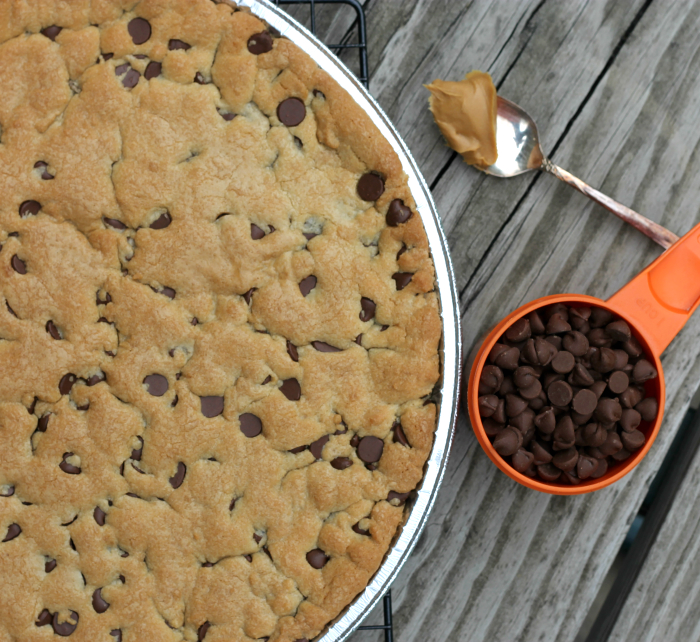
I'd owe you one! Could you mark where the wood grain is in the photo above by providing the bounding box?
[329,0,700,639]
[608,430,700,642]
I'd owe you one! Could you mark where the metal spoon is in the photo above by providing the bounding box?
[480,96,678,249]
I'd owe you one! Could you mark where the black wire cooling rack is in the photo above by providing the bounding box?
[273,0,369,88]
[273,5,391,640]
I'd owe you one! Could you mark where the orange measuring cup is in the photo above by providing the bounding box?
[467,220,700,494]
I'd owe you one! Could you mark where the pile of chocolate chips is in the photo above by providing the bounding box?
[477,304,659,484]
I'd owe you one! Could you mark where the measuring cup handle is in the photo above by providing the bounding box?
[607,221,700,357]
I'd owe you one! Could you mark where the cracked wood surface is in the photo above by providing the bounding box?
[300,0,700,640]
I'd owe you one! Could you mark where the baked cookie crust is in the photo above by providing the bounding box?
[0,1,441,640]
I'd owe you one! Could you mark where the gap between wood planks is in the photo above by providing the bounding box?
[444,0,657,307]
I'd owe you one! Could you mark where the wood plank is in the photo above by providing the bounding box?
[348,0,700,639]
[586,408,700,641]
[608,436,700,642]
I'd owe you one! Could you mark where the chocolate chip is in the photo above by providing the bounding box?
[239,413,262,438]
[588,307,612,328]
[306,548,328,569]
[312,341,341,353]
[548,380,573,407]
[200,396,224,418]
[505,394,528,418]
[352,522,369,536]
[608,371,629,395]
[280,378,301,401]
[198,621,210,641]
[570,363,595,387]
[104,217,127,230]
[633,359,657,383]
[59,453,81,474]
[45,558,57,573]
[247,30,274,54]
[583,423,607,448]
[128,17,151,44]
[359,297,376,322]
[479,365,504,395]
[194,72,207,84]
[141,62,161,81]
[36,609,53,626]
[576,454,598,480]
[357,436,384,463]
[122,68,140,88]
[218,109,236,121]
[598,432,622,457]
[391,421,410,447]
[606,319,631,342]
[635,397,658,422]
[19,200,41,217]
[250,223,267,240]
[52,611,79,636]
[572,389,597,415]
[522,337,557,367]
[493,427,522,457]
[160,286,176,298]
[591,347,617,373]
[127,436,143,462]
[545,313,571,334]
[59,374,76,395]
[41,25,62,40]
[34,161,54,180]
[299,275,316,296]
[357,173,385,201]
[94,507,106,526]
[621,429,645,451]
[504,319,530,343]
[386,199,412,226]
[92,588,109,613]
[143,374,168,397]
[87,372,105,386]
[391,272,413,291]
[534,407,556,435]
[588,328,612,348]
[511,448,535,473]
[36,413,51,433]
[111,630,122,641]
[387,490,410,506]
[491,344,520,370]
[2,523,21,542]
[478,395,499,418]
[622,336,644,358]
[46,320,61,340]
[277,97,306,127]
[553,416,575,450]
[562,331,589,357]
[551,350,575,374]
[169,462,186,488]
[331,457,353,470]
[620,408,642,432]
[169,39,191,50]
[552,447,578,472]
[284,340,299,363]
[596,397,622,424]
[537,463,561,481]
[11,255,26,274]
[620,385,644,409]
[150,211,171,229]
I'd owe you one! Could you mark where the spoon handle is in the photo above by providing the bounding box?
[541,159,679,250]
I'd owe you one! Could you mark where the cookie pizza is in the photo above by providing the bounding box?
[0,1,441,640]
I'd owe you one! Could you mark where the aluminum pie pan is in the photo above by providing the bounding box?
[233,1,462,638]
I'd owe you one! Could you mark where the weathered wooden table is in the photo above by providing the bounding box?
[281,1,700,640]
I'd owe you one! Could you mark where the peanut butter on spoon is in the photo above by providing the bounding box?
[426,70,498,167]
